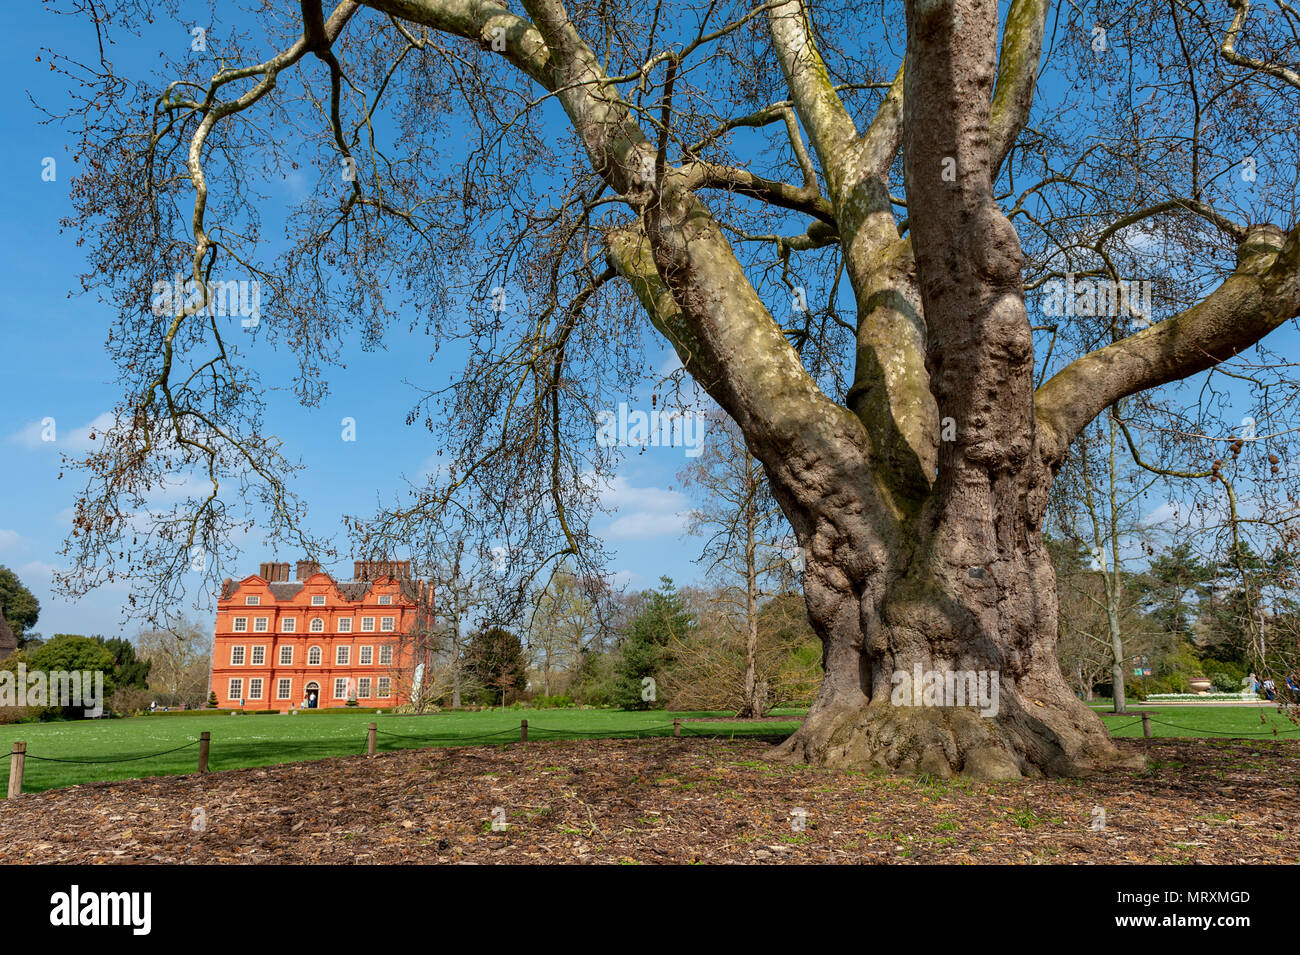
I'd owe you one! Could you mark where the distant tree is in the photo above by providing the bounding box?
[667,586,820,712]
[413,533,496,709]
[136,616,213,706]
[1049,537,1111,700]
[1135,541,1215,640]
[614,578,693,710]
[526,566,613,697]
[465,627,527,706]
[0,566,40,646]
[679,410,794,717]
[100,636,151,689]
[1,635,117,718]
[1049,411,1165,712]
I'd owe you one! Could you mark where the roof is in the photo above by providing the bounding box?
[221,572,426,605]
[268,582,305,601]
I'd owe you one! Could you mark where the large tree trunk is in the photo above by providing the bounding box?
[772,455,1144,780]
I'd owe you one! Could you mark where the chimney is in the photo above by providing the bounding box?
[258,562,273,581]
[352,560,411,581]
[297,560,320,581]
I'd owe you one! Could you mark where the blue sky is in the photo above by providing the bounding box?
[0,7,716,638]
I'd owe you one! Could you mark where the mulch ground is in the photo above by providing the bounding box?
[0,737,1296,864]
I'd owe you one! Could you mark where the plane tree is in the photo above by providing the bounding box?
[49,0,1300,776]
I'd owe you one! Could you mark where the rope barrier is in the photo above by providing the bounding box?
[526,723,679,737]
[1145,717,1300,737]
[1105,718,1146,732]
[374,726,521,743]
[19,739,200,764]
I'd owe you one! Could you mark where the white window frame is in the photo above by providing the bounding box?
[281,618,297,633]
[250,646,266,666]
[380,616,395,632]
[230,645,246,666]
[310,617,324,633]
[279,645,293,666]
[248,678,263,700]
[245,595,260,606]
[277,678,293,700]
[377,677,391,698]
[232,617,248,633]
[377,594,392,605]
[358,677,372,699]
[336,646,351,666]
[361,616,375,632]
[337,618,353,633]
[378,645,393,666]
[253,617,268,633]
[228,678,243,699]
[311,594,326,606]
[333,678,349,699]
[308,646,322,666]
[359,646,373,666]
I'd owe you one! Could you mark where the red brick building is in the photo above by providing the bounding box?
[211,560,429,710]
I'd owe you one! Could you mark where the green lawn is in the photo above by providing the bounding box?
[0,708,803,797]
[1090,702,1300,739]
[3,703,1295,798]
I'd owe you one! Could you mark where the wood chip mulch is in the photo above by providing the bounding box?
[0,737,1296,864]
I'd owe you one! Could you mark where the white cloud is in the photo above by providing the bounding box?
[0,529,26,555]
[7,411,116,453]
[599,476,690,540]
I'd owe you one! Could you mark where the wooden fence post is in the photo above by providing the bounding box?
[520,719,528,743]
[7,742,25,798]
[1141,713,1152,739]
[368,722,377,756]
[198,731,210,773]
[673,719,681,738]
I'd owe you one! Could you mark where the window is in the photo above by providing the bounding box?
[228,678,243,700]
[248,678,263,700]
[337,618,353,633]
[245,595,260,606]
[380,616,395,632]
[308,646,322,666]
[277,678,292,700]
[253,617,268,633]
[232,617,248,633]
[361,616,375,632]
[377,677,391,697]
[378,645,393,666]
[377,594,392,605]
[310,618,324,633]
[358,678,372,699]
[359,646,373,666]
[281,618,296,633]
[336,646,350,666]
[250,646,265,666]
[311,594,326,606]
[230,646,246,666]
[279,646,293,666]
[333,678,349,699]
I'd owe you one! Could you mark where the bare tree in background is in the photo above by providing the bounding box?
[1050,410,1166,712]
[135,614,213,706]
[48,0,1300,776]
[679,409,792,716]
[526,566,610,695]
